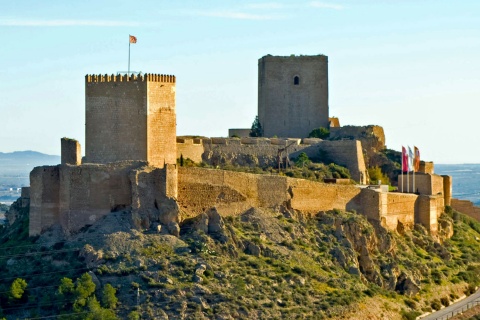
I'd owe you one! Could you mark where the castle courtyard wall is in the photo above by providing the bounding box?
[177,137,367,184]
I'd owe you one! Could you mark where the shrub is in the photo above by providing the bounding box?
[440,296,450,307]
[430,299,442,311]
[308,127,330,139]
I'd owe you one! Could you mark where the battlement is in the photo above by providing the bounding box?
[85,73,176,83]
[176,137,310,146]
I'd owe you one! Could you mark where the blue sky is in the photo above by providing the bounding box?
[1,0,480,164]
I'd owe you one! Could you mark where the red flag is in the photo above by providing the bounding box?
[414,146,420,172]
[402,146,408,173]
[129,35,137,44]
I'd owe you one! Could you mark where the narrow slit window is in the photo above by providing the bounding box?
[294,76,300,85]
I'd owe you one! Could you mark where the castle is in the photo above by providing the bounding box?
[25,55,455,238]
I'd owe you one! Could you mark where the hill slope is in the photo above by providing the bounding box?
[0,200,480,319]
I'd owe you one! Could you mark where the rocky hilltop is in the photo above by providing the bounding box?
[0,197,479,319]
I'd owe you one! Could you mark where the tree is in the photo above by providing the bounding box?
[308,127,330,139]
[250,116,263,137]
[102,284,118,309]
[10,278,27,300]
[295,152,311,168]
[73,273,96,311]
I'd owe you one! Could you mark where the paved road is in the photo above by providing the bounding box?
[420,289,480,320]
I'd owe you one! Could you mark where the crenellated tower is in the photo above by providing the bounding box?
[84,73,176,167]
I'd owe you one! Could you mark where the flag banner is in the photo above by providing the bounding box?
[414,146,420,172]
[408,146,414,172]
[402,146,408,172]
[129,35,137,44]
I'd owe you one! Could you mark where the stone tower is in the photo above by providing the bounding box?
[258,55,329,138]
[85,73,176,168]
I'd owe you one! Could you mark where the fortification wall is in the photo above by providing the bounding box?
[177,137,367,184]
[177,138,204,163]
[29,166,60,236]
[61,138,81,165]
[258,55,329,138]
[451,198,480,221]
[399,173,446,196]
[287,178,362,213]
[329,125,385,165]
[383,192,417,231]
[58,162,143,233]
[178,167,362,217]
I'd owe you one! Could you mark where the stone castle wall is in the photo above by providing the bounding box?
[451,198,480,221]
[84,74,176,168]
[30,164,444,236]
[177,167,442,233]
[61,138,81,165]
[176,137,367,184]
[329,125,386,165]
[29,161,177,236]
[258,55,329,138]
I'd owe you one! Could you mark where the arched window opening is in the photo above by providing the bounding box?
[294,76,299,85]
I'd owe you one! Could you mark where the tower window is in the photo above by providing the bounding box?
[294,76,300,85]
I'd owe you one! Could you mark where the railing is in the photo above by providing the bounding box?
[429,297,480,320]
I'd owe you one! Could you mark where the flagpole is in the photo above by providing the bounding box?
[128,37,131,76]
[401,147,404,193]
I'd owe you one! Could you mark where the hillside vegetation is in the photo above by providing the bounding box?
[0,198,480,319]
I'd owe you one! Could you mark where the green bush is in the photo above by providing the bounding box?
[430,299,441,311]
[308,127,330,139]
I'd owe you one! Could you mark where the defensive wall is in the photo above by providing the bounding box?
[177,167,444,233]
[29,161,445,236]
[176,137,368,184]
[451,198,480,221]
[330,125,386,165]
[85,73,176,168]
[29,161,178,236]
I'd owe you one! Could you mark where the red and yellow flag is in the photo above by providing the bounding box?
[129,35,137,44]
[414,146,420,172]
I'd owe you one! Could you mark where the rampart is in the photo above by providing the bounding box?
[177,167,443,233]
[29,162,177,236]
[176,137,368,184]
[84,73,176,168]
[329,125,385,168]
[451,198,480,221]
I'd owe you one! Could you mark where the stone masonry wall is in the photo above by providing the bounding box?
[29,166,60,236]
[177,167,440,233]
[258,55,329,138]
[61,138,81,165]
[84,73,176,167]
[147,80,176,167]
[176,137,367,184]
[399,173,445,197]
[177,138,204,163]
[451,198,480,221]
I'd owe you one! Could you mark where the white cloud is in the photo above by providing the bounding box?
[0,19,140,27]
[196,11,281,20]
[309,1,345,10]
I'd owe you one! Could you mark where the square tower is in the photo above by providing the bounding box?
[258,55,329,138]
[85,73,176,168]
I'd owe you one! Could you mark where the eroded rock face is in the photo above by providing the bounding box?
[395,272,421,296]
[79,244,104,268]
[321,211,400,289]
[180,208,228,242]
